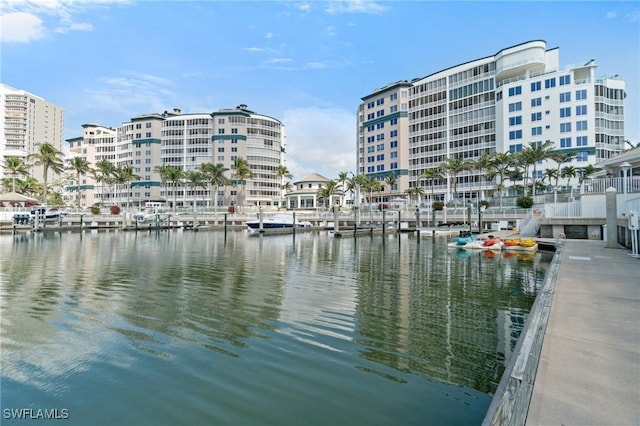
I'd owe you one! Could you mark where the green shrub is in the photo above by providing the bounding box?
[90,206,100,215]
[516,196,534,209]
[432,201,444,211]
[479,200,490,209]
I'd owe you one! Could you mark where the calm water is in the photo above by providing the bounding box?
[0,230,552,425]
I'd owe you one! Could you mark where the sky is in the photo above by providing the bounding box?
[1,0,638,182]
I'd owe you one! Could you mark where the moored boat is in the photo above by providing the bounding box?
[245,212,312,232]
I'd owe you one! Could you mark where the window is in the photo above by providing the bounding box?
[367,146,375,153]
[497,91,502,101]
[390,141,398,148]
[509,130,522,140]
[576,105,587,116]
[376,165,385,172]
[367,136,374,143]
[218,147,224,152]
[376,154,384,161]
[217,156,224,161]
[508,102,522,112]
[390,162,398,170]
[544,78,556,88]
[559,75,571,85]
[367,113,375,120]
[218,118,225,124]
[145,132,151,138]
[390,130,397,137]
[401,103,407,111]
[560,107,571,118]
[531,112,542,121]
[576,89,587,100]
[509,116,522,126]
[390,118,398,125]
[560,122,572,133]
[390,105,397,113]
[576,151,588,162]
[531,97,542,107]
[376,98,384,105]
[146,123,152,128]
[218,129,225,134]
[231,147,237,152]
[135,133,141,139]
[367,156,375,162]
[560,92,571,102]
[367,166,375,173]
[390,151,398,158]
[509,144,523,153]
[135,123,142,129]
[577,136,588,146]
[531,127,542,136]
[231,128,238,134]
[508,86,522,96]
[376,134,385,141]
[377,144,384,151]
[576,120,588,131]
[531,81,541,92]
[367,125,375,131]
[376,110,385,117]
[560,137,572,148]
[390,93,398,101]
[376,122,385,129]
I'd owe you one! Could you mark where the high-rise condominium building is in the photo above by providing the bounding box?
[161,105,286,208]
[0,83,64,183]
[357,40,626,205]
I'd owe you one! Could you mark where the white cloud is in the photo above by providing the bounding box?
[283,107,356,181]
[0,0,129,42]
[296,2,311,13]
[325,1,389,15]
[625,10,640,23]
[605,11,617,19]
[84,70,176,119]
[0,12,45,42]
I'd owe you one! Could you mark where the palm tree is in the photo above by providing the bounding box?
[2,156,29,192]
[442,157,470,205]
[28,142,64,204]
[316,180,339,209]
[542,168,558,192]
[489,152,515,207]
[114,164,141,209]
[577,164,602,185]
[518,140,555,197]
[233,157,253,211]
[404,186,424,207]
[282,181,293,208]
[15,176,42,199]
[383,172,397,205]
[164,166,185,213]
[276,165,293,208]
[184,170,206,211]
[66,156,92,209]
[547,151,576,189]
[200,162,229,210]
[94,159,116,206]
[561,166,577,189]
[419,167,443,206]
[468,153,494,200]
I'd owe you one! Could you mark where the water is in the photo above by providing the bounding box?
[0,230,552,425]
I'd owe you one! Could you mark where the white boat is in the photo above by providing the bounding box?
[245,212,312,232]
[133,202,172,223]
[13,206,68,225]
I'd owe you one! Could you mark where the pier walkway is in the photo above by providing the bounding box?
[525,240,640,425]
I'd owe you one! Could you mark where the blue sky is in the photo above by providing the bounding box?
[1,1,638,182]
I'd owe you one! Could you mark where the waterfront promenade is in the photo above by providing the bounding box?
[526,240,640,425]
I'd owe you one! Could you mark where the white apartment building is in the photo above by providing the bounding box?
[0,83,64,183]
[359,40,626,206]
[357,81,412,203]
[66,124,117,207]
[160,104,286,209]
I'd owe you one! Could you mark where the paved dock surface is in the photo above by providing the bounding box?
[526,240,640,426]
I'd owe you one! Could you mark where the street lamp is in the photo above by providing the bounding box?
[620,162,631,194]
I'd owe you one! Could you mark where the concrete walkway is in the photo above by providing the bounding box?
[526,240,640,425]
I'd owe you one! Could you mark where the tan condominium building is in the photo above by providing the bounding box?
[0,83,64,184]
[357,40,626,206]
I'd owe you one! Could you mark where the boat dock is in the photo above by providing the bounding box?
[524,240,639,425]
